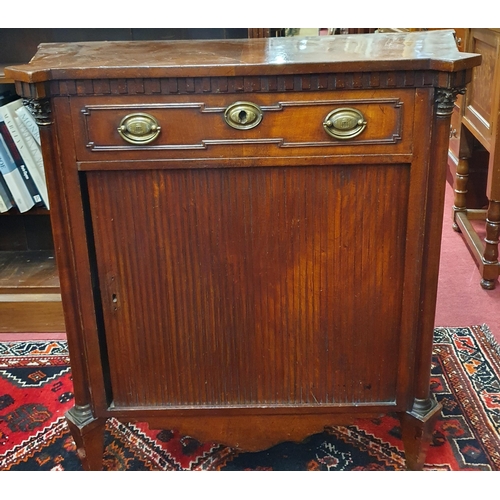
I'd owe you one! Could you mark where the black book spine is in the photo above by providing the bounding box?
[0,119,44,207]
[0,170,14,209]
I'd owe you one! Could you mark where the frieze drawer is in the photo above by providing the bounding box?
[71,90,414,163]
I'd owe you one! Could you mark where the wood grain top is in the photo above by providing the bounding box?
[5,30,481,83]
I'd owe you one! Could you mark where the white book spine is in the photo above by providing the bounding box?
[0,182,10,212]
[15,105,41,145]
[15,116,44,174]
[14,116,49,208]
[0,134,34,213]
[0,100,49,209]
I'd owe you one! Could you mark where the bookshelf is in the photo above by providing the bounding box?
[0,28,248,333]
[1,30,53,331]
[1,64,19,84]
[0,205,62,332]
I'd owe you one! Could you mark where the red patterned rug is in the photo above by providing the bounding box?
[1,325,499,471]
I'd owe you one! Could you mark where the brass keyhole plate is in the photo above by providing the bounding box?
[224,102,263,130]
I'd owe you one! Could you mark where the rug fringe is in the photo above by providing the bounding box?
[480,324,500,357]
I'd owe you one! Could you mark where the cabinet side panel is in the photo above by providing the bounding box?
[85,164,410,408]
[463,29,500,148]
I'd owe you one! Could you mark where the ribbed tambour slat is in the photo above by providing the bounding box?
[86,164,410,408]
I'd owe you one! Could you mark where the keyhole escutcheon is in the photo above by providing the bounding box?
[224,102,263,130]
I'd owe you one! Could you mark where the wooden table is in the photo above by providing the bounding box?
[452,28,500,289]
[6,30,480,470]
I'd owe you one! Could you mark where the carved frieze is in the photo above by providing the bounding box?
[43,71,470,97]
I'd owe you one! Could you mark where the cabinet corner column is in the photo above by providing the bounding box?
[403,86,464,469]
[414,86,464,400]
[25,96,98,416]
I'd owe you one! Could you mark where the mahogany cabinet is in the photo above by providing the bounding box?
[6,30,481,470]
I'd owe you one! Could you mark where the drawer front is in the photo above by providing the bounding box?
[71,89,415,163]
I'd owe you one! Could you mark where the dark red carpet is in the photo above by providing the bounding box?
[1,325,499,471]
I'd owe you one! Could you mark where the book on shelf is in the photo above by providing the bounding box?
[15,105,41,146]
[0,94,49,209]
[0,171,14,212]
[0,116,45,208]
[0,131,35,213]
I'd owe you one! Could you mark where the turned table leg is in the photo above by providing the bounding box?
[66,405,106,471]
[481,199,500,290]
[452,144,499,289]
[400,398,441,471]
[452,157,470,232]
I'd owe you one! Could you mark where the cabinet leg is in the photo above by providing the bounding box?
[66,405,106,471]
[452,157,470,232]
[400,398,441,471]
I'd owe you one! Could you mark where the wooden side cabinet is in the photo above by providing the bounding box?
[6,30,481,470]
[452,28,500,289]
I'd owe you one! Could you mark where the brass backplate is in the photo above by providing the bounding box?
[323,108,367,140]
[118,113,161,145]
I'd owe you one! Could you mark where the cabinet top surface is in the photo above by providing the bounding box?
[5,30,480,83]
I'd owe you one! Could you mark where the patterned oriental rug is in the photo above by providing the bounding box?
[1,325,499,471]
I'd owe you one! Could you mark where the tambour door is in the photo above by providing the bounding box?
[84,161,411,410]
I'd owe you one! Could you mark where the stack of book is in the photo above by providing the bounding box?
[0,91,49,213]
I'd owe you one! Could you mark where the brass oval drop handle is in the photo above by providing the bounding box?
[323,108,367,140]
[224,102,263,130]
[117,113,161,145]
